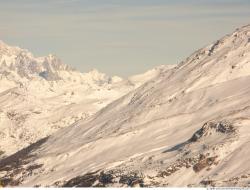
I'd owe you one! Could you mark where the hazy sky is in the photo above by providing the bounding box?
[0,0,249,76]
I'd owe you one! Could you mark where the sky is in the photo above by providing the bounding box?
[0,0,250,77]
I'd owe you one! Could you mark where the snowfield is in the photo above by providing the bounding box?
[0,24,250,187]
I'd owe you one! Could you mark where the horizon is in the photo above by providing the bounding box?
[0,0,250,77]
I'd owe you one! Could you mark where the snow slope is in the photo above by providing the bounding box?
[0,41,173,157]
[1,25,250,187]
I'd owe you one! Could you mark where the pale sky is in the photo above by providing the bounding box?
[0,0,249,76]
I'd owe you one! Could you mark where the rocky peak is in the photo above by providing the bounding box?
[0,41,74,81]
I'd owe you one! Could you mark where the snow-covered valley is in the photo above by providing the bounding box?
[0,24,250,187]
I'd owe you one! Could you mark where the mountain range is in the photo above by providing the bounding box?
[0,24,250,187]
[0,40,174,157]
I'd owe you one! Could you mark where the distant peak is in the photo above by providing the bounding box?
[0,41,75,80]
[47,54,58,59]
[43,54,61,63]
[87,69,108,77]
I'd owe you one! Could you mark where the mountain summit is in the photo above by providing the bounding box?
[0,41,73,81]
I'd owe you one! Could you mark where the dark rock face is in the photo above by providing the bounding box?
[193,156,217,173]
[200,179,216,186]
[208,40,220,56]
[39,71,49,79]
[0,150,4,156]
[38,70,60,81]
[164,121,236,154]
[0,177,19,187]
[61,170,144,187]
[63,171,99,187]
[189,121,235,142]
[0,137,48,187]
[119,173,144,187]
[98,171,113,184]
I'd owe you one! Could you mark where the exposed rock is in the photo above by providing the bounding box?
[98,171,113,185]
[200,179,216,186]
[63,171,99,187]
[119,172,144,187]
[189,121,235,142]
[0,138,48,187]
[62,170,144,187]
[193,156,217,173]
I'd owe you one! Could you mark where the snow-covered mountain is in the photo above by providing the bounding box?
[1,24,250,187]
[0,41,175,157]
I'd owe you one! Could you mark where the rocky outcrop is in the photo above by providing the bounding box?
[189,121,236,142]
[60,170,144,187]
[0,138,48,187]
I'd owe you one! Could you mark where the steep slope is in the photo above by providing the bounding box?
[0,41,172,157]
[1,25,250,187]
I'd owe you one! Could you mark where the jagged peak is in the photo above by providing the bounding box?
[0,41,75,81]
[0,40,26,56]
[86,69,108,78]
